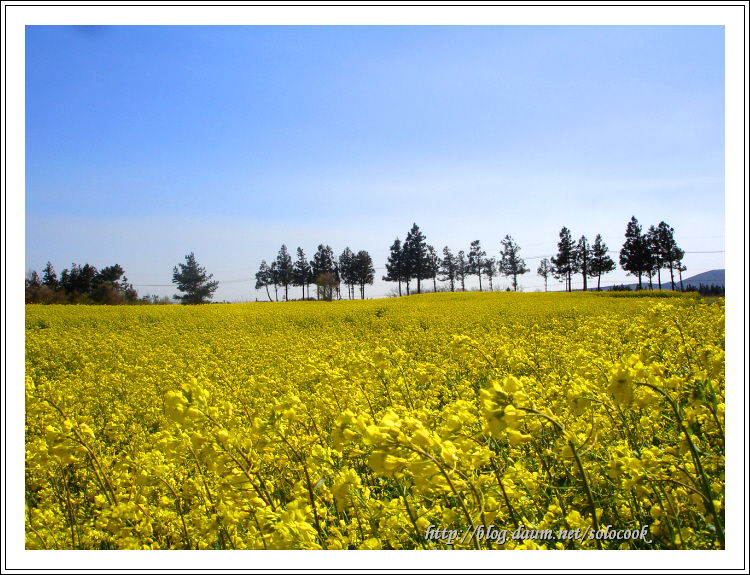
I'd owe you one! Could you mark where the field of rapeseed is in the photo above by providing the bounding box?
[25,291,725,550]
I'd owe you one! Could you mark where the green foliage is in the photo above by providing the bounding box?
[551,227,576,292]
[172,252,219,305]
[26,261,139,305]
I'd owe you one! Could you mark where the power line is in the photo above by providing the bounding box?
[131,251,724,288]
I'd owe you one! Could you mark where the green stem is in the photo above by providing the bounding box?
[635,382,724,549]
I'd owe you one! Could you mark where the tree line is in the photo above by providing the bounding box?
[26,215,692,306]
[381,223,534,295]
[25,262,141,305]
[255,245,375,302]
[533,217,686,292]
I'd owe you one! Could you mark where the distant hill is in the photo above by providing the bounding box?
[681,269,724,286]
[604,269,725,291]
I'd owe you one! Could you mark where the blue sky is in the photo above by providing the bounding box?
[25,24,726,300]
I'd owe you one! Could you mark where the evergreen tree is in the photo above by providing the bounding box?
[655,222,678,291]
[92,264,133,304]
[551,227,576,292]
[93,264,125,287]
[352,250,375,299]
[619,216,650,290]
[383,238,405,297]
[61,263,98,296]
[274,245,294,301]
[41,261,59,290]
[439,246,458,292]
[644,226,660,290]
[426,245,440,293]
[590,234,615,291]
[483,257,497,291]
[456,250,468,291]
[339,247,356,299]
[292,248,312,300]
[26,270,41,289]
[674,250,687,292]
[574,235,593,292]
[311,245,336,300]
[333,256,342,300]
[498,235,529,292]
[269,261,280,301]
[468,240,487,291]
[537,258,552,292]
[25,270,43,304]
[255,260,273,301]
[404,223,429,294]
[172,253,219,304]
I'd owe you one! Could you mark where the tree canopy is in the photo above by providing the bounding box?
[172,252,219,304]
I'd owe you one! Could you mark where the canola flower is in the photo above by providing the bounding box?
[25,291,725,550]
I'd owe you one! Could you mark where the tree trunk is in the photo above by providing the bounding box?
[679,267,684,292]
[478,272,482,292]
[433,277,437,293]
[265,284,272,301]
[398,280,401,297]
[582,272,587,292]
[657,268,662,290]
[597,273,601,292]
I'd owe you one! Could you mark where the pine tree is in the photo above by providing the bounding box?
[483,257,497,291]
[270,261,280,301]
[644,226,660,290]
[468,240,487,291]
[674,249,686,292]
[404,224,429,294]
[574,235,593,292]
[61,263,98,296]
[172,253,219,304]
[292,248,312,300]
[426,245,440,293]
[498,235,529,292]
[537,258,552,292]
[311,245,336,300]
[551,227,576,292]
[26,270,41,289]
[456,250,468,291]
[655,222,678,291]
[41,261,59,290]
[255,260,273,301]
[352,250,375,299]
[339,247,356,299]
[439,247,457,292]
[275,245,294,301]
[590,234,615,291]
[383,238,405,297]
[619,216,650,290]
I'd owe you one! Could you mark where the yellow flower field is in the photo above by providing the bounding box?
[25,291,725,550]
